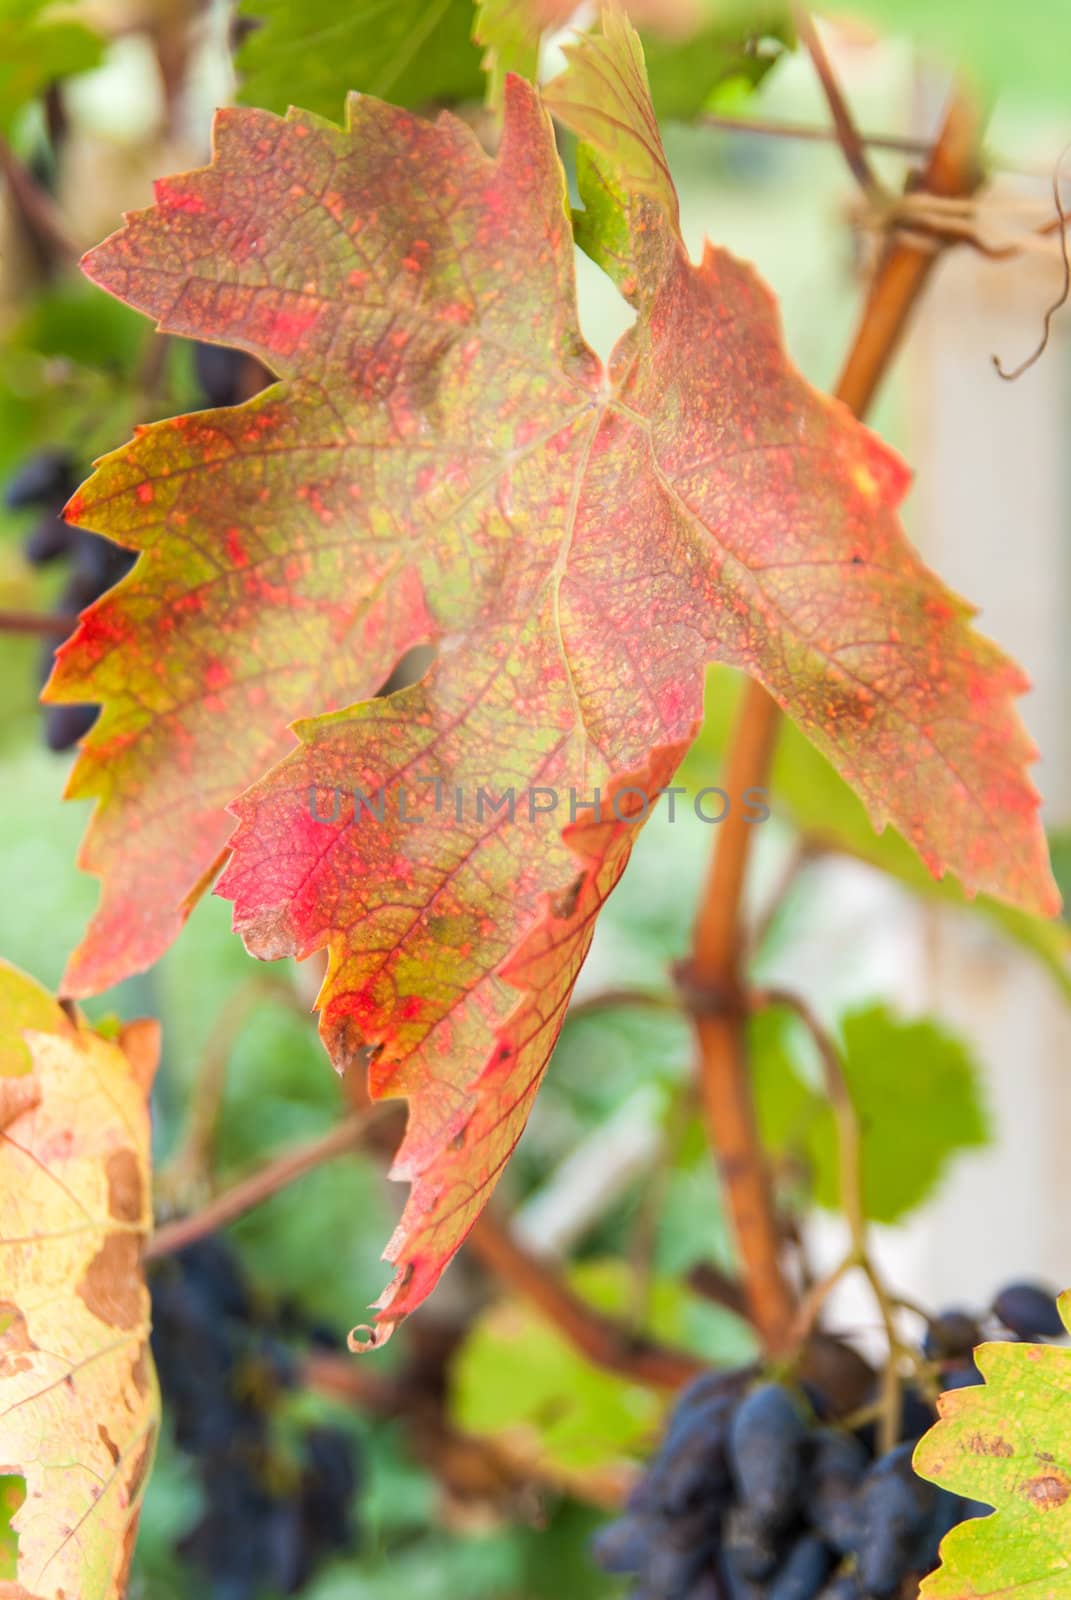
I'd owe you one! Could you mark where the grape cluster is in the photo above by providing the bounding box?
[6,447,136,750]
[595,1277,1066,1600]
[149,1238,360,1599]
[593,1373,977,1600]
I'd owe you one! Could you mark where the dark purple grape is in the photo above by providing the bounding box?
[646,1534,718,1600]
[649,1393,736,1515]
[853,1441,939,1597]
[43,702,98,751]
[924,1310,982,1362]
[766,1534,835,1600]
[74,530,135,591]
[592,1514,651,1575]
[728,1383,807,1530]
[856,1383,935,1452]
[958,1495,995,1521]
[993,1282,1064,1340]
[940,1361,982,1391]
[723,1502,784,1581]
[805,1428,867,1553]
[816,1573,861,1600]
[688,1574,727,1600]
[717,1551,763,1600]
[911,1482,967,1572]
[4,448,74,509]
[296,1426,359,1575]
[23,511,76,565]
[194,341,249,409]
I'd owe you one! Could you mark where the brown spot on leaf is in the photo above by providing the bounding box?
[130,1346,152,1398]
[105,1148,143,1223]
[125,1436,153,1505]
[0,1300,36,1376]
[115,1506,142,1593]
[76,1233,144,1329]
[551,873,584,921]
[1023,1472,1071,1510]
[0,1076,40,1133]
[967,1433,1014,1457]
[98,1423,120,1465]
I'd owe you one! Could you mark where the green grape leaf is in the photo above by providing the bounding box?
[474,0,541,106]
[0,0,102,132]
[640,0,792,120]
[915,1295,1071,1599]
[478,0,792,117]
[755,1003,989,1224]
[236,0,486,119]
[451,1259,721,1490]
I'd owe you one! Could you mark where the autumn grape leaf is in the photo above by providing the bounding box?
[915,1296,1071,1599]
[52,10,1054,1334]
[0,962,159,1600]
[685,666,1071,998]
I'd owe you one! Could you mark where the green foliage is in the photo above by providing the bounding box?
[473,0,540,106]
[239,0,790,123]
[640,0,792,120]
[841,0,1071,103]
[452,1259,744,1485]
[915,1293,1071,1598]
[0,1476,25,1582]
[236,0,485,118]
[754,1002,989,1223]
[0,0,102,132]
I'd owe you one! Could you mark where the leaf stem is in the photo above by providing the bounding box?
[0,135,80,268]
[792,6,881,196]
[145,1109,385,1259]
[0,610,78,637]
[689,88,985,1357]
[465,1210,707,1389]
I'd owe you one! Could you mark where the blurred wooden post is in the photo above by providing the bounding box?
[892,204,1071,1300]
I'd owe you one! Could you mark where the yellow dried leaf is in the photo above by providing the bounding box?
[0,962,159,1600]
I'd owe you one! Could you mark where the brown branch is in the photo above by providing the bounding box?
[752,987,910,1448]
[836,90,985,416]
[688,89,985,1358]
[466,1211,706,1389]
[698,112,1053,181]
[565,986,681,1023]
[750,988,865,1248]
[146,1110,383,1259]
[0,136,79,268]
[688,682,792,1352]
[159,976,293,1199]
[0,610,77,637]
[793,6,880,195]
[685,1261,751,1319]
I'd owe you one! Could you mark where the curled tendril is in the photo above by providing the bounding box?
[993,146,1071,381]
[348,1321,394,1354]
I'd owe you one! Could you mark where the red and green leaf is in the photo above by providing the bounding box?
[50,12,1055,1333]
